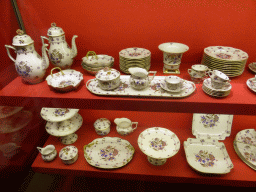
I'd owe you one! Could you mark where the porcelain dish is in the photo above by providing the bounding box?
[83,137,135,169]
[201,46,248,77]
[192,113,233,140]
[46,68,83,92]
[0,110,32,134]
[184,138,233,174]
[59,145,78,164]
[202,78,231,97]
[248,62,256,73]
[40,108,79,122]
[246,77,256,93]
[138,127,180,165]
[86,75,196,98]
[233,129,256,170]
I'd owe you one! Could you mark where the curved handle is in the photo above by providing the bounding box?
[5,45,16,62]
[131,122,138,130]
[188,69,192,74]
[83,145,87,152]
[51,67,64,77]
[207,70,213,77]
[86,51,98,60]
[37,147,42,153]
[41,36,49,52]
[148,71,157,82]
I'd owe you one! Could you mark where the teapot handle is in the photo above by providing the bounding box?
[5,45,16,62]
[41,36,49,52]
[148,71,157,82]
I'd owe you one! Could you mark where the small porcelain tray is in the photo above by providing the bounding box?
[83,137,135,169]
[86,75,196,98]
[45,113,83,137]
[46,68,83,92]
[184,138,233,174]
[40,108,79,122]
[233,129,256,170]
[192,113,233,140]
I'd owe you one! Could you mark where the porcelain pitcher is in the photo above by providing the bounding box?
[37,144,57,162]
[5,29,49,84]
[128,67,157,90]
[41,23,78,69]
[114,118,138,136]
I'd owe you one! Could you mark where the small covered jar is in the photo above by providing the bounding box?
[94,118,111,136]
[59,145,78,164]
[95,67,120,90]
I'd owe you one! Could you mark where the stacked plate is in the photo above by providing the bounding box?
[119,47,151,74]
[202,78,232,97]
[201,46,248,77]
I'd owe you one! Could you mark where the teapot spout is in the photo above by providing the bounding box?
[71,35,78,59]
[41,44,49,70]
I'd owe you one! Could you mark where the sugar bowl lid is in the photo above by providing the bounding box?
[47,23,65,36]
[59,145,78,160]
[12,29,34,46]
[95,67,120,81]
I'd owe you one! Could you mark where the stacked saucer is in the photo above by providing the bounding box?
[201,46,248,77]
[248,62,256,73]
[41,108,82,145]
[119,47,151,74]
[202,78,232,97]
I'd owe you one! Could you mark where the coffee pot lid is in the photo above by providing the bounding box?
[47,23,65,36]
[12,29,34,46]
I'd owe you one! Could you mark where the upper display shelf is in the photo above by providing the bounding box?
[0,62,255,115]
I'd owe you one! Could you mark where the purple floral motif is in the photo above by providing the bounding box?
[200,114,219,128]
[54,108,70,116]
[216,53,232,59]
[195,150,216,167]
[150,138,167,151]
[243,151,256,162]
[100,146,118,161]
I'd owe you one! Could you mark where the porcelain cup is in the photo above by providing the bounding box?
[188,64,209,79]
[208,70,230,83]
[165,76,184,91]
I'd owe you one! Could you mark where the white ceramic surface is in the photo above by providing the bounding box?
[40,108,79,122]
[119,47,151,59]
[83,137,135,169]
[114,118,138,136]
[160,81,186,93]
[59,145,78,164]
[95,68,120,90]
[46,68,83,92]
[37,144,57,162]
[138,127,180,165]
[248,63,256,73]
[158,42,189,54]
[94,118,111,136]
[246,77,256,93]
[86,75,196,98]
[192,113,233,140]
[164,76,184,91]
[202,78,231,97]
[82,53,114,68]
[184,138,233,174]
[233,129,256,170]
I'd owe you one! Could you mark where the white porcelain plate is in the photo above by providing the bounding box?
[246,78,256,93]
[45,113,83,137]
[233,129,256,170]
[138,127,180,159]
[184,138,233,174]
[192,113,233,140]
[40,108,79,122]
[119,48,151,59]
[83,137,135,169]
[86,75,196,98]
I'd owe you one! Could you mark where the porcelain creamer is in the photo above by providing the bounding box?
[114,118,138,136]
[37,144,57,162]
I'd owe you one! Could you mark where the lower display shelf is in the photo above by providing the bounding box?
[32,110,256,187]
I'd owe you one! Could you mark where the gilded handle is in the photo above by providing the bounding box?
[86,51,98,60]
[51,67,64,77]
[5,45,16,62]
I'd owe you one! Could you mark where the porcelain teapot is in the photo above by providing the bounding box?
[128,67,157,90]
[41,23,78,69]
[5,29,49,84]
[114,118,138,136]
[37,144,57,162]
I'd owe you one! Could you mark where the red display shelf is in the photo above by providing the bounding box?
[32,110,256,187]
[0,63,255,115]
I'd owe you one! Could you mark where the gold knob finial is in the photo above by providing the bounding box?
[51,22,56,27]
[16,29,24,35]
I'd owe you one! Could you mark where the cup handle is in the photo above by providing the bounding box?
[131,122,138,130]
[188,69,192,74]
[207,70,213,77]
[148,71,157,82]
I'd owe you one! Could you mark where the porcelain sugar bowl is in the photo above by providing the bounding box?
[94,118,111,136]
[138,127,180,165]
[59,145,78,164]
[5,29,49,84]
[41,23,78,69]
[128,67,157,90]
[37,144,57,162]
[95,67,120,90]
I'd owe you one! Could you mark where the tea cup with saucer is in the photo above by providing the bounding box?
[188,64,209,83]
[164,76,184,92]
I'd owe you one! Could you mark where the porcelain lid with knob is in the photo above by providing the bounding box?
[47,23,65,37]
[12,29,34,46]
[95,67,120,81]
[59,145,78,160]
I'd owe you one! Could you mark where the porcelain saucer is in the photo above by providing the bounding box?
[248,63,256,73]
[160,81,186,93]
[41,108,79,122]
[246,78,256,93]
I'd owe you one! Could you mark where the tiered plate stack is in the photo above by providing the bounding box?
[201,46,248,77]
[119,47,151,74]
[41,108,83,145]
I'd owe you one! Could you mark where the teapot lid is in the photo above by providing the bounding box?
[47,23,65,36]
[12,29,34,46]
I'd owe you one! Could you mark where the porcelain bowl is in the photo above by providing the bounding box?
[59,145,78,165]
[95,68,120,90]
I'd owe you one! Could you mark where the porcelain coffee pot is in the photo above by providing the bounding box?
[41,23,78,69]
[5,29,49,84]
[128,67,157,90]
